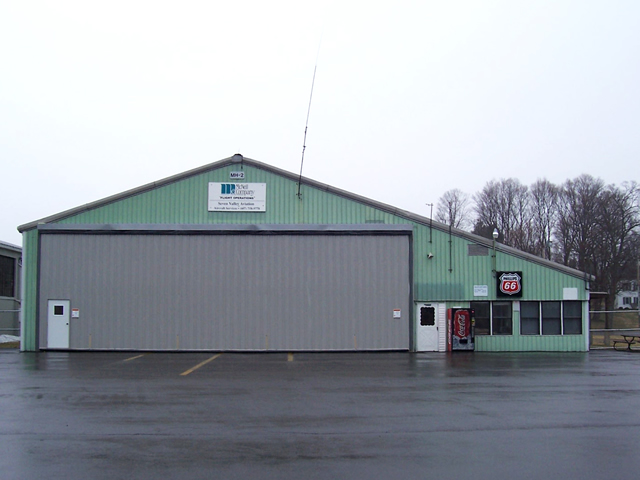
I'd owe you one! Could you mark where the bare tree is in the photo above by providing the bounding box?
[554,175,604,271]
[551,176,640,326]
[591,182,640,322]
[529,179,558,259]
[472,180,501,240]
[436,189,472,230]
[473,178,529,248]
[469,174,639,327]
[504,179,531,252]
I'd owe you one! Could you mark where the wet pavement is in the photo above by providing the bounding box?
[1,350,639,479]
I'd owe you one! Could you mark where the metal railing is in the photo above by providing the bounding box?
[589,310,640,348]
[0,309,20,336]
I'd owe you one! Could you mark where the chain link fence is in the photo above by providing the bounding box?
[0,309,20,348]
[0,309,19,334]
[589,310,640,348]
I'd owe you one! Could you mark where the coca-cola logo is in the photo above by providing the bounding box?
[498,272,522,296]
[454,310,470,339]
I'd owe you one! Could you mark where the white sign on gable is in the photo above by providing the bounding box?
[208,182,266,212]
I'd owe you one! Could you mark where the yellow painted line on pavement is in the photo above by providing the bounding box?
[180,353,223,376]
[123,354,146,362]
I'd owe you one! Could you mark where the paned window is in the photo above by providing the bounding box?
[519,301,583,335]
[492,302,512,335]
[470,301,512,336]
[520,301,540,335]
[0,255,15,298]
[542,302,561,335]
[472,301,490,335]
[562,301,582,334]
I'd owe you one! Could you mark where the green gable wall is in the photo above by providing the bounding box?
[20,160,589,352]
[20,229,38,351]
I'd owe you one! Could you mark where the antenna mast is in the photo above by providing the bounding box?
[297,55,320,199]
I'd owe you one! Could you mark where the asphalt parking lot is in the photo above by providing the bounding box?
[1,349,639,480]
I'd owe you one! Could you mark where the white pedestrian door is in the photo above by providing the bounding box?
[47,300,70,349]
[416,303,440,351]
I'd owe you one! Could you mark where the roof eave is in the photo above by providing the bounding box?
[0,240,22,252]
[17,154,244,233]
[17,154,593,281]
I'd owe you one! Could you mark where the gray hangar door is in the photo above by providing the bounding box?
[38,231,412,351]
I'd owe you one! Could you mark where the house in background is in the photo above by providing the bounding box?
[615,281,639,310]
[0,241,21,338]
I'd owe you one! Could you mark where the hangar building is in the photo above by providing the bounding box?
[18,155,591,352]
[0,241,21,338]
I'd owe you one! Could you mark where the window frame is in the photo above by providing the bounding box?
[419,305,436,326]
[470,301,512,336]
[471,301,491,336]
[562,300,583,335]
[0,255,16,298]
[520,301,541,335]
[541,301,562,335]
[519,300,583,336]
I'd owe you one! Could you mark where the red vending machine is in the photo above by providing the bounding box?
[447,308,475,351]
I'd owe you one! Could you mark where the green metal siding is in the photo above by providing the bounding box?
[20,230,38,351]
[477,334,586,352]
[493,252,587,301]
[442,300,589,352]
[21,162,589,352]
[56,166,402,226]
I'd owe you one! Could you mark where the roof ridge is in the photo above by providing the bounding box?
[17,154,591,280]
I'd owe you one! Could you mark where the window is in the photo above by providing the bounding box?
[563,301,582,334]
[470,301,512,335]
[519,301,583,335]
[0,255,15,298]
[420,306,435,326]
[520,302,540,335]
[472,302,491,335]
[492,302,512,335]
[542,302,561,335]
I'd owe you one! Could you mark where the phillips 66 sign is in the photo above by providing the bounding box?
[497,271,523,297]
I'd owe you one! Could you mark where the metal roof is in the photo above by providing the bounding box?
[0,240,21,252]
[18,153,592,280]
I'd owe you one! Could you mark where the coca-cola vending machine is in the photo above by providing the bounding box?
[448,308,475,351]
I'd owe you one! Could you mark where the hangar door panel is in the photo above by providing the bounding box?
[38,233,411,351]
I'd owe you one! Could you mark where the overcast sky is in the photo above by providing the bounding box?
[1,1,638,247]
